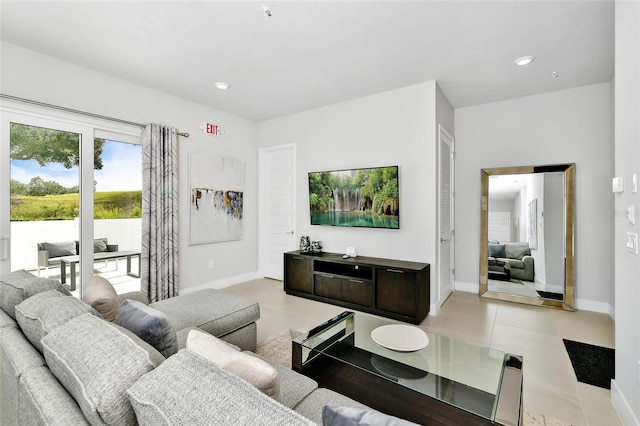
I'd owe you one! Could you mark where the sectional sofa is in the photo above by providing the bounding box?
[487,242,535,281]
[0,270,394,425]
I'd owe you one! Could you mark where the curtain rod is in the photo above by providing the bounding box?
[0,93,190,137]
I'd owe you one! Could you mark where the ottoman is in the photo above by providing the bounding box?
[150,289,260,352]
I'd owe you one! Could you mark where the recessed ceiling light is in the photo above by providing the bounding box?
[514,56,535,66]
[215,82,229,90]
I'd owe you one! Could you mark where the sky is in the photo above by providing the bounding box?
[11,140,142,192]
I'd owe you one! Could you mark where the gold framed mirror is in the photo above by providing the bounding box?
[480,164,575,310]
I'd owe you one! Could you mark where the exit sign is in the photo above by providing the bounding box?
[200,122,225,136]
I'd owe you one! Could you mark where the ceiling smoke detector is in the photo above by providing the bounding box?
[215,82,229,90]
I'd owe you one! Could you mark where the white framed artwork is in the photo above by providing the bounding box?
[189,153,244,245]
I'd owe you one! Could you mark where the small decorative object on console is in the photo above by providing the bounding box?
[299,236,310,253]
[310,241,323,254]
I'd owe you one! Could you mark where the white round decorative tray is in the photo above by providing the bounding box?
[370,324,429,352]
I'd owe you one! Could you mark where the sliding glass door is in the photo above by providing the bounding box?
[1,108,141,296]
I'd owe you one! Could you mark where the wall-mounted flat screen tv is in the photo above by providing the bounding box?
[308,165,399,229]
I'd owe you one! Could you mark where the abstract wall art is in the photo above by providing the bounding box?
[189,153,245,245]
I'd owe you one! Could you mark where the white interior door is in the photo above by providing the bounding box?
[438,125,454,309]
[260,144,296,280]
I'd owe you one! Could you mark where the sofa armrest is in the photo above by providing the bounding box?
[38,250,50,268]
[118,291,149,305]
[106,244,119,252]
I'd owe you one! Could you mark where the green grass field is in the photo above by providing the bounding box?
[10,191,142,221]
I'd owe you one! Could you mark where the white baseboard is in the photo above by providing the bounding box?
[575,298,612,316]
[453,281,614,316]
[179,271,262,295]
[454,281,479,293]
[611,379,640,425]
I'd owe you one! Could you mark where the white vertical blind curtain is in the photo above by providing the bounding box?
[141,124,179,302]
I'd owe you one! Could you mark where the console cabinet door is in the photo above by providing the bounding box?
[314,273,342,299]
[342,278,373,307]
[376,267,417,317]
[285,255,313,293]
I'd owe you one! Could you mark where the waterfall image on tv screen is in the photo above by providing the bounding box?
[308,165,399,229]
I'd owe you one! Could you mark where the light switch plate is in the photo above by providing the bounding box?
[626,232,638,255]
[633,174,638,193]
[628,205,636,225]
[613,177,624,193]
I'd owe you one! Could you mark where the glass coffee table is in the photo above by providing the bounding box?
[292,311,522,425]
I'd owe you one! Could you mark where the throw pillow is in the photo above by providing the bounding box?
[116,299,178,358]
[43,241,76,258]
[82,275,119,322]
[322,405,419,426]
[42,313,163,425]
[0,270,71,319]
[127,350,314,425]
[93,238,108,253]
[186,329,282,402]
[15,289,98,353]
[488,243,506,258]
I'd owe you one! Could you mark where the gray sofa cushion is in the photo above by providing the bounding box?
[127,349,315,425]
[150,289,260,337]
[0,307,17,329]
[0,326,47,426]
[94,238,108,252]
[116,299,178,358]
[247,351,318,408]
[42,313,164,426]
[43,241,77,258]
[15,289,97,353]
[19,366,90,425]
[0,270,70,319]
[505,242,531,260]
[322,405,418,426]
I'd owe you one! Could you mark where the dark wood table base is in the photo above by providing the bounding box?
[297,353,493,426]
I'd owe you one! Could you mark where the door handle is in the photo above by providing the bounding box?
[440,237,451,243]
[286,230,294,234]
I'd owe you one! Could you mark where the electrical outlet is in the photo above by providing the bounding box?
[612,176,624,193]
[208,260,214,269]
[626,233,638,255]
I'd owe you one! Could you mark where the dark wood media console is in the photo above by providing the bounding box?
[284,251,430,324]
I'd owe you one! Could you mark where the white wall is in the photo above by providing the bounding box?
[0,42,259,291]
[612,0,640,423]
[257,81,445,307]
[455,83,614,312]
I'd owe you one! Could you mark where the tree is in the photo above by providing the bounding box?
[10,179,28,195]
[10,123,105,169]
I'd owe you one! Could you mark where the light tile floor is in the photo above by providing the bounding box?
[224,278,622,426]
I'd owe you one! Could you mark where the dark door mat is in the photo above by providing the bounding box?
[563,339,614,389]
[536,290,563,300]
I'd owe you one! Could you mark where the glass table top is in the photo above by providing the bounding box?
[293,311,518,421]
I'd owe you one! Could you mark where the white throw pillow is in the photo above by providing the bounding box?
[186,329,281,402]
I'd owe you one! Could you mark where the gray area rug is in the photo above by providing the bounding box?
[256,329,299,368]
[256,329,573,426]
